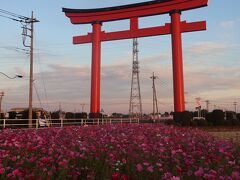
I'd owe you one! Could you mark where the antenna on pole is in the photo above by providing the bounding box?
[129,38,143,118]
[195,97,201,117]
[150,72,159,121]
[233,102,237,113]
[205,100,210,112]
[80,103,86,112]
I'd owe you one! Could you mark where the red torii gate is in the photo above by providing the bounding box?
[63,0,208,116]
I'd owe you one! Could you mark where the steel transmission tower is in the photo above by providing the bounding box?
[129,38,143,117]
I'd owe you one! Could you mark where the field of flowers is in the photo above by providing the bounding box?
[0,124,239,179]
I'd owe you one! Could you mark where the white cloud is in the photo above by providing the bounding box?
[220,18,240,29]
[2,41,239,114]
[186,41,236,56]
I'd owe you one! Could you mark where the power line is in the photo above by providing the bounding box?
[0,9,30,20]
[33,81,43,108]
[0,14,23,22]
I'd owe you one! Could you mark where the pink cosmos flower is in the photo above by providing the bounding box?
[147,166,154,173]
[136,164,143,172]
[171,176,180,180]
[143,162,150,166]
[228,160,235,165]
[12,169,23,177]
[40,157,51,163]
[232,171,240,179]
[209,169,217,178]
[194,167,204,177]
[11,156,17,161]
[121,174,128,180]
[112,172,120,180]
[122,159,127,164]
[7,173,13,178]
[187,170,193,176]
[163,172,173,179]
[0,168,5,174]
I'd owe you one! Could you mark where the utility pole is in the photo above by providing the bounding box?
[195,97,201,117]
[0,92,4,119]
[28,12,34,127]
[205,100,210,112]
[129,38,143,118]
[150,72,159,121]
[233,102,237,113]
[0,10,39,126]
[59,102,62,117]
[21,12,39,128]
[80,103,86,112]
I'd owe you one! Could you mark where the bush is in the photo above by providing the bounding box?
[196,118,208,126]
[190,120,198,127]
[225,111,239,125]
[231,118,240,125]
[237,113,240,121]
[164,119,179,126]
[65,112,74,119]
[89,112,102,118]
[210,110,225,125]
[173,111,192,126]
[206,112,213,123]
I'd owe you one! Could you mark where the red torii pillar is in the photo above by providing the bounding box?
[63,0,208,115]
[91,22,102,114]
[170,10,185,112]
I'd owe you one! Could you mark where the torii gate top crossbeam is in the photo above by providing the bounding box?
[63,0,208,24]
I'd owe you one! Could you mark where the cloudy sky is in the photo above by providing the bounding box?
[0,0,239,114]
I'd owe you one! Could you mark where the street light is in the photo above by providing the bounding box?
[0,72,23,118]
[0,72,23,79]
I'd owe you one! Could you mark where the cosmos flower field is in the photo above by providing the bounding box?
[0,124,239,179]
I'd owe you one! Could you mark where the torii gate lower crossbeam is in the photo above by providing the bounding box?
[63,0,208,116]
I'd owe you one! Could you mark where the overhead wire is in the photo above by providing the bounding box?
[36,55,50,111]
[0,14,23,22]
[0,8,35,112]
[33,81,43,109]
[0,9,30,21]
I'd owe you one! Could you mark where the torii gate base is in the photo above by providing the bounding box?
[63,0,208,117]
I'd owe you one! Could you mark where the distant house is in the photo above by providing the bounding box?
[8,107,49,119]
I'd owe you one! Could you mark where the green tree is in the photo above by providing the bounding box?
[211,110,225,125]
